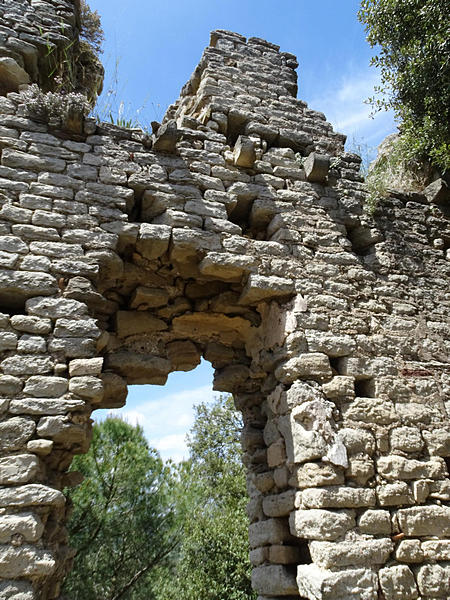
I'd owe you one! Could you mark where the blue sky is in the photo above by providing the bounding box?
[90,0,396,461]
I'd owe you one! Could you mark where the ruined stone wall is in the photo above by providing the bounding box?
[0,22,449,600]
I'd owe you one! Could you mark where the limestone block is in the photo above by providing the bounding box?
[342,397,398,425]
[378,565,418,600]
[9,397,85,415]
[289,509,355,541]
[306,332,355,357]
[136,223,171,259]
[0,484,65,508]
[0,580,34,600]
[322,376,355,400]
[276,353,332,384]
[250,547,268,566]
[0,57,30,92]
[377,482,414,506]
[0,331,17,351]
[377,456,447,480]
[0,375,22,397]
[301,486,376,509]
[27,439,53,456]
[358,509,391,535]
[53,317,100,339]
[0,417,35,452]
[166,340,201,371]
[395,540,424,563]
[239,274,294,305]
[423,178,449,205]
[397,505,450,536]
[423,428,450,456]
[0,454,39,485]
[69,357,103,376]
[304,152,330,183]
[268,545,302,565]
[297,564,378,600]
[23,376,68,398]
[105,352,171,385]
[390,427,424,453]
[345,455,374,485]
[0,545,55,579]
[416,563,450,598]
[233,135,256,168]
[248,518,291,548]
[26,296,88,318]
[36,416,87,444]
[199,252,256,281]
[251,565,298,596]
[0,270,58,306]
[152,119,181,152]
[422,541,450,561]
[0,512,44,543]
[267,439,286,467]
[116,311,168,338]
[289,462,344,489]
[337,428,376,456]
[309,538,393,568]
[130,286,169,309]
[98,372,127,409]
[69,376,104,401]
[172,313,251,346]
[262,490,295,517]
[278,401,331,464]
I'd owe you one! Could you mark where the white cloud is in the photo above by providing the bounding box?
[309,67,397,154]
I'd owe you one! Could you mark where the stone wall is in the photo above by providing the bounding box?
[0,19,449,600]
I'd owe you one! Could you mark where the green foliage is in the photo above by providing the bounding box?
[358,0,450,171]
[80,0,104,56]
[156,395,256,600]
[63,418,177,600]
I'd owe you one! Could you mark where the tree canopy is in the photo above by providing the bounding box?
[63,418,177,600]
[358,0,450,171]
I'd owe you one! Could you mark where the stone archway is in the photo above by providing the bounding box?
[0,7,449,600]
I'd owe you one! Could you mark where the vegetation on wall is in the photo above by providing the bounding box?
[358,0,450,173]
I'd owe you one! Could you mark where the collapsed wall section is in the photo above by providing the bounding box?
[0,25,448,600]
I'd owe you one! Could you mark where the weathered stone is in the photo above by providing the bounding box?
[275,353,332,383]
[27,439,53,456]
[251,565,298,596]
[98,372,128,408]
[0,484,65,508]
[0,513,44,544]
[301,486,376,509]
[358,509,391,534]
[304,152,329,183]
[377,456,447,480]
[377,482,414,506]
[68,357,104,376]
[116,310,168,337]
[69,376,103,401]
[23,376,68,398]
[105,352,171,385]
[395,540,424,563]
[290,509,355,541]
[397,505,450,536]
[289,462,344,488]
[239,274,294,304]
[233,135,256,168]
[309,538,393,568]
[9,397,85,415]
[0,417,35,452]
[378,565,418,600]
[248,518,292,548]
[297,564,378,600]
[129,286,169,309]
[0,454,39,485]
[136,223,171,259]
[416,563,450,598]
[0,374,23,396]
[262,490,295,517]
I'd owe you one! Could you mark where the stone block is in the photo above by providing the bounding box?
[98,372,128,409]
[378,565,418,600]
[322,376,355,400]
[0,512,44,544]
[423,178,449,205]
[275,353,332,383]
[342,397,398,425]
[416,563,450,598]
[129,286,169,309]
[289,508,355,541]
[26,296,88,318]
[0,545,55,579]
[69,376,104,401]
[301,486,376,509]
[304,152,330,183]
[136,223,171,259]
[377,482,414,506]
[116,310,168,338]
[199,252,256,281]
[251,565,298,596]
[358,509,391,535]
[395,540,424,563]
[233,135,256,168]
[423,428,450,457]
[0,454,39,485]
[239,274,294,304]
[422,541,450,561]
[289,462,344,489]
[105,351,171,385]
[262,490,295,517]
[0,484,65,508]
[297,564,378,600]
[0,374,23,397]
[390,427,424,453]
[36,416,87,444]
[68,357,103,376]
[309,538,393,568]
[0,417,35,452]
[397,505,450,536]
[27,439,53,456]
[249,518,292,549]
[377,456,447,480]
[268,545,302,565]
[23,376,68,398]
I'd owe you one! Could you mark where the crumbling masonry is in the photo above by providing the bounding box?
[0,2,449,599]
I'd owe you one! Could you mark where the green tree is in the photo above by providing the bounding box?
[358,0,450,171]
[156,395,256,600]
[63,418,177,600]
